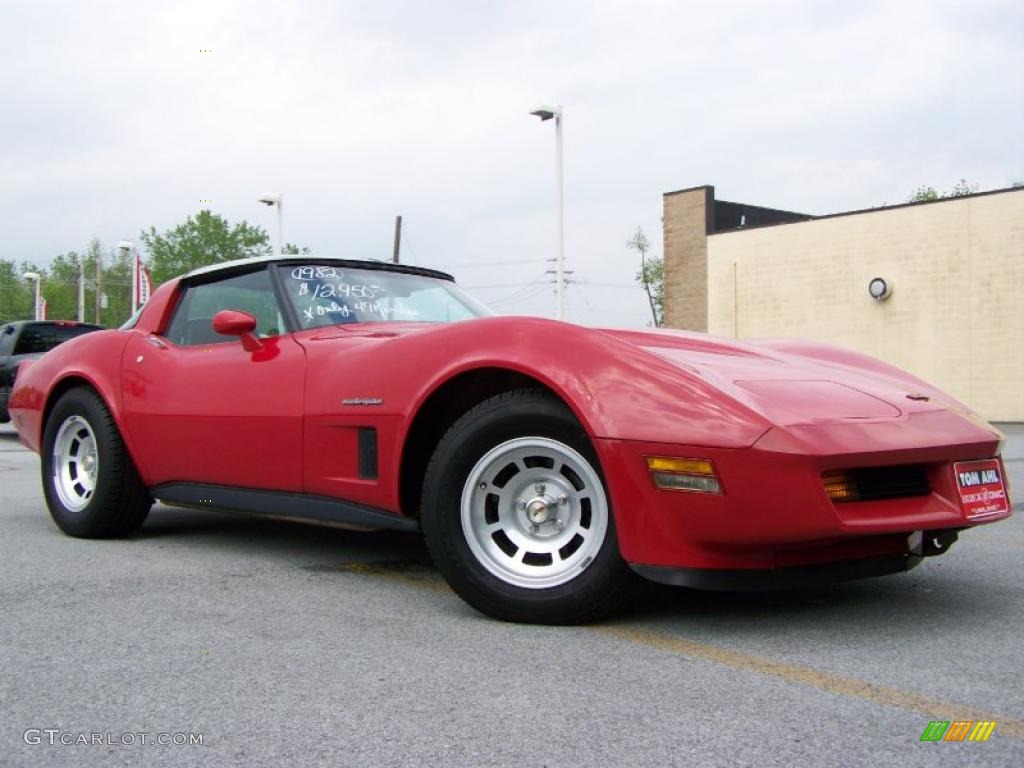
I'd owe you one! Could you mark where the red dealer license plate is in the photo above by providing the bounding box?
[954,459,1010,519]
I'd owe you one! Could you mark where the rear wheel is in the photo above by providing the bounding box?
[42,387,151,537]
[421,389,633,624]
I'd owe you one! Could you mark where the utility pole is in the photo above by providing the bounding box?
[392,215,402,264]
[76,256,85,322]
[95,254,102,325]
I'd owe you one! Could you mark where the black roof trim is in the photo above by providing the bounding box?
[715,198,811,218]
[709,184,1024,236]
[181,257,455,285]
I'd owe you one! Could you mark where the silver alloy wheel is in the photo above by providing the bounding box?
[461,437,609,589]
[52,415,99,513]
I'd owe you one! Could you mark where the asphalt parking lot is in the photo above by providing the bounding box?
[1,423,1022,768]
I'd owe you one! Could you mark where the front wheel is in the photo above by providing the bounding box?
[41,387,151,538]
[421,389,633,624]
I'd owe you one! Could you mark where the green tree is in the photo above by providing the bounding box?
[0,260,37,322]
[49,240,113,325]
[101,242,133,328]
[907,178,979,203]
[906,185,939,202]
[627,227,663,327]
[140,210,273,284]
[282,243,312,255]
[76,240,108,326]
[948,178,979,197]
[1,214,312,326]
[45,251,87,321]
[32,239,138,327]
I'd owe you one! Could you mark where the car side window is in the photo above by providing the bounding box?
[164,269,285,347]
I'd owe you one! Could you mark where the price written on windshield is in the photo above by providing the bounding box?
[297,281,386,300]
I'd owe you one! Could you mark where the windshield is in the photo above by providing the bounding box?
[278,264,492,329]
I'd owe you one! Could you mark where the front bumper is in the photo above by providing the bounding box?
[631,529,959,590]
[596,410,1011,572]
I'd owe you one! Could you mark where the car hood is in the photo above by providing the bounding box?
[595,327,963,427]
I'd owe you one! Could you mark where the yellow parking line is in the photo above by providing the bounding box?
[595,625,1024,739]
[335,561,1024,738]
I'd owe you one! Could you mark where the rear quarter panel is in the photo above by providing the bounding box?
[9,330,132,454]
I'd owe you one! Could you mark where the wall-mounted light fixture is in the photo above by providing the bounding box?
[868,277,892,301]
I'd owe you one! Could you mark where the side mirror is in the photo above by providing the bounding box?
[212,310,263,352]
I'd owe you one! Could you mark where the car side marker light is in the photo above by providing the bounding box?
[646,457,722,493]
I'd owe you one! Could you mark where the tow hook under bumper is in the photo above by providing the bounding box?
[907,529,960,558]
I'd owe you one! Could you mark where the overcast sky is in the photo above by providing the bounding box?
[2,0,1021,326]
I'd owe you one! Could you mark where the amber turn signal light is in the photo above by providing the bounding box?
[646,456,722,493]
[822,470,859,503]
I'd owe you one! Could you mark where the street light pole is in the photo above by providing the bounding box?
[70,254,85,322]
[530,104,565,320]
[258,194,284,254]
[275,197,283,254]
[119,240,137,316]
[76,257,85,322]
[23,272,41,321]
[554,109,564,321]
[95,256,102,325]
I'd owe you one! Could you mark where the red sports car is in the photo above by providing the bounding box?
[8,256,1012,623]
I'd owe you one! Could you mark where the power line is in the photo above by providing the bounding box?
[433,258,548,269]
[399,227,420,266]
[571,282,651,318]
[571,282,597,314]
[480,271,551,305]
[463,282,543,290]
[490,291,549,309]
[463,273,550,290]
[489,284,550,307]
[573,279,642,289]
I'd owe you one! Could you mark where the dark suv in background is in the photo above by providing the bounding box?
[0,321,104,422]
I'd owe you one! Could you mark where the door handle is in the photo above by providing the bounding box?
[146,336,168,349]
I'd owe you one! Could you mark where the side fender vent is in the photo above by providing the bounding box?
[358,428,378,480]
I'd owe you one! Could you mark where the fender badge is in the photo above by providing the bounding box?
[342,398,383,406]
[906,393,930,401]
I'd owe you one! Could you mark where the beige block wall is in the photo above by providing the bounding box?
[705,189,1024,421]
[663,187,711,331]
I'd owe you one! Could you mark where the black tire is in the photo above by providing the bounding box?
[421,388,634,624]
[41,387,151,538]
